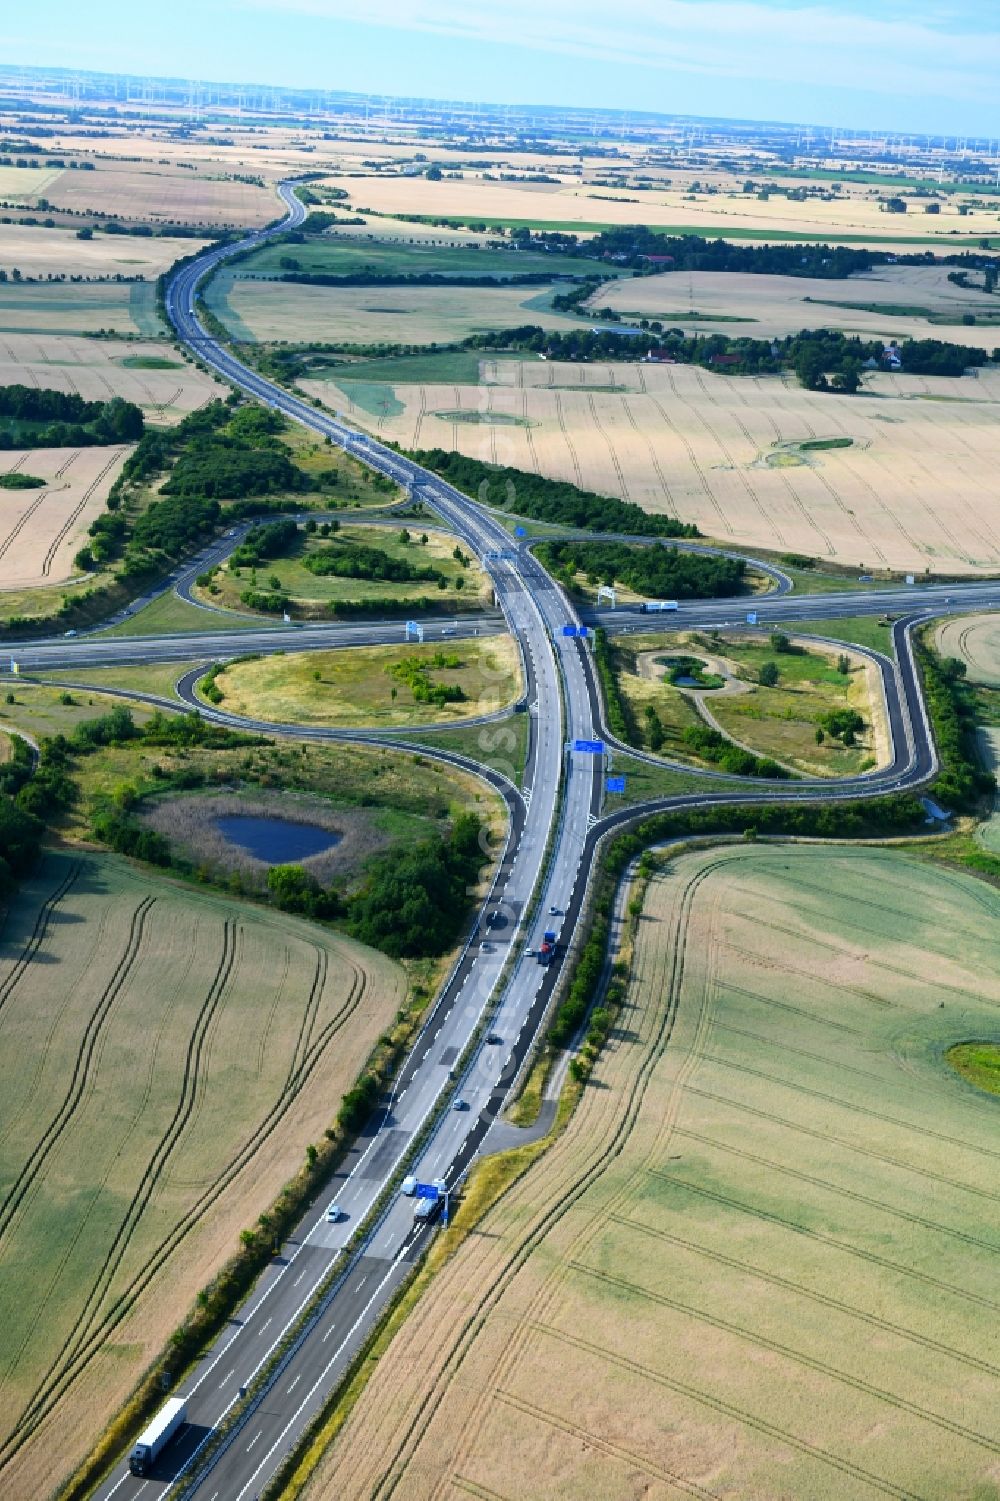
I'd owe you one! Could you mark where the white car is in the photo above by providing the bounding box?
[325,1201,343,1222]
[401,1175,417,1197]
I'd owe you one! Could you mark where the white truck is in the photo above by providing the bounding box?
[129,1397,187,1476]
[642,600,679,613]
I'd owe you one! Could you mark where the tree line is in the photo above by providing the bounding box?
[409,449,700,537]
[462,323,990,387]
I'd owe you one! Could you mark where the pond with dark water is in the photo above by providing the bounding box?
[216,815,342,864]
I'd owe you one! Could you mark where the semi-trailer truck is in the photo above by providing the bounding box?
[129,1397,187,1475]
[537,930,558,966]
[642,600,679,613]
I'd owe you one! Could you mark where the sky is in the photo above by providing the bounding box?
[6,0,1000,138]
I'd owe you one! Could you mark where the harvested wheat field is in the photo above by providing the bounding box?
[313,843,1000,1501]
[317,171,1000,247]
[0,445,129,587]
[589,263,1000,351]
[42,160,277,228]
[313,359,1000,573]
[0,333,223,423]
[0,222,210,280]
[0,849,406,1500]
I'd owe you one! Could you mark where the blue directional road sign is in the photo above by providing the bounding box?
[746,611,758,625]
[413,1182,441,1201]
[514,526,526,537]
[574,739,605,754]
[606,775,626,793]
[578,625,589,637]
[562,624,578,637]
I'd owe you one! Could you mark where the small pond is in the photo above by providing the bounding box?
[215,815,342,864]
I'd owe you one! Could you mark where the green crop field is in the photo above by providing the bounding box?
[0,850,406,1496]
[306,350,535,386]
[313,843,1000,1501]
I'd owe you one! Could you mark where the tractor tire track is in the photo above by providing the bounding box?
[642,387,733,535]
[0,899,156,1245]
[622,393,677,513]
[553,393,583,486]
[699,1050,1000,1165]
[40,447,125,577]
[661,1108,1000,1266]
[672,1126,1000,1257]
[567,1261,1000,1455]
[613,1213,1000,1380]
[532,1325,929,1501]
[0,861,82,1019]
[586,393,630,500]
[494,1388,723,1500]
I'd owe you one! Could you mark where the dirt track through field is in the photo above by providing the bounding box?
[311,845,1000,1501]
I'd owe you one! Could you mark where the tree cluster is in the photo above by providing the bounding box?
[540,540,745,600]
[466,323,990,387]
[682,723,789,778]
[347,812,486,957]
[302,539,445,584]
[575,228,879,278]
[0,385,143,449]
[916,645,995,809]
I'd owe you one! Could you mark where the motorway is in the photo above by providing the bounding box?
[83,181,965,1501]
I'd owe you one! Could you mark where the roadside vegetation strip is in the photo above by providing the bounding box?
[307,843,1000,1501]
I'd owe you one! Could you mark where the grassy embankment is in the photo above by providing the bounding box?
[605,629,880,776]
[205,636,522,730]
